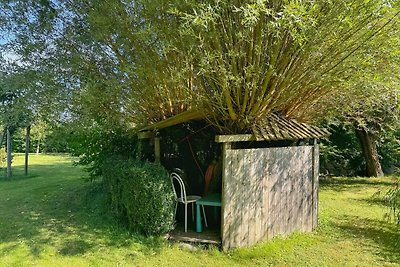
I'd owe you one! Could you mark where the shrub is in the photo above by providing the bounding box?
[384,178,400,227]
[103,158,175,236]
[66,121,154,180]
[379,129,400,174]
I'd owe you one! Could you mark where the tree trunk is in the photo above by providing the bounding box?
[6,127,12,179]
[36,140,40,155]
[25,125,31,176]
[355,128,383,177]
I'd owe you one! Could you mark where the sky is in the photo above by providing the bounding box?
[0,35,10,45]
[0,32,19,63]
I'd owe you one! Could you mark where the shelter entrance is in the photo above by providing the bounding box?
[139,115,326,249]
[153,123,223,244]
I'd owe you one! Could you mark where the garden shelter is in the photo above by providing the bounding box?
[139,111,329,250]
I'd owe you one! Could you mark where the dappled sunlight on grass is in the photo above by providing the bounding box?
[0,154,167,266]
[0,155,399,266]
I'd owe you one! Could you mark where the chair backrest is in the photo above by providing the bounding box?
[203,163,216,196]
[170,172,187,202]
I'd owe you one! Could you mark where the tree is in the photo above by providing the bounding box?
[310,13,400,176]
[30,119,49,154]
[1,0,399,177]
[162,1,400,131]
[3,1,398,132]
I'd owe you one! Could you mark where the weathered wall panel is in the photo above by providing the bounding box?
[221,145,318,250]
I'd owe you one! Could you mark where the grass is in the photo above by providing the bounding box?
[0,154,399,266]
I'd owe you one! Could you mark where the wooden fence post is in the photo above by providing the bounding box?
[311,139,319,229]
[25,125,31,176]
[221,142,231,251]
[154,137,160,164]
[6,127,12,178]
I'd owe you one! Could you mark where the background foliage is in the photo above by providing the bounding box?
[320,124,400,177]
[0,0,399,227]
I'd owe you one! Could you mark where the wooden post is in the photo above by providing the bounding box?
[137,139,143,160]
[221,142,231,251]
[6,127,11,179]
[311,139,319,229]
[154,137,160,164]
[25,125,31,176]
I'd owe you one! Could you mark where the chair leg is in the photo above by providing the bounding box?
[201,205,208,227]
[174,202,178,221]
[191,202,194,222]
[184,203,188,232]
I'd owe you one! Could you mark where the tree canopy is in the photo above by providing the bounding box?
[1,0,399,135]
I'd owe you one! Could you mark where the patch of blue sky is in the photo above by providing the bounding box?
[0,31,15,45]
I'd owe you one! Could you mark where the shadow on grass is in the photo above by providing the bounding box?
[58,240,94,256]
[0,173,165,258]
[0,174,41,181]
[354,196,389,208]
[320,177,396,192]
[0,162,76,182]
[331,215,400,264]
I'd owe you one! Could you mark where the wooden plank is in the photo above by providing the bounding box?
[301,147,309,232]
[254,149,265,244]
[247,150,256,246]
[137,131,155,139]
[297,147,308,231]
[169,227,221,245]
[279,148,287,236]
[154,137,161,164]
[262,149,270,241]
[290,154,299,232]
[239,150,246,248]
[286,154,294,235]
[286,147,294,234]
[215,134,256,143]
[222,144,319,249]
[140,109,205,131]
[221,142,232,251]
[239,150,249,247]
[296,147,305,232]
[268,148,280,238]
[306,146,314,232]
[310,145,316,231]
[232,149,243,248]
[312,141,320,229]
[282,147,290,235]
[260,121,278,141]
[276,148,284,236]
[303,147,310,232]
[293,148,301,232]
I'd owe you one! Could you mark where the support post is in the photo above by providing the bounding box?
[311,138,319,229]
[154,137,160,164]
[6,127,12,179]
[221,142,232,251]
[25,125,31,176]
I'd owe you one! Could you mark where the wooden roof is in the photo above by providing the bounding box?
[140,109,204,132]
[250,113,329,141]
[139,110,329,141]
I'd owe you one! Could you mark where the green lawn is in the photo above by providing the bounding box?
[0,154,399,266]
